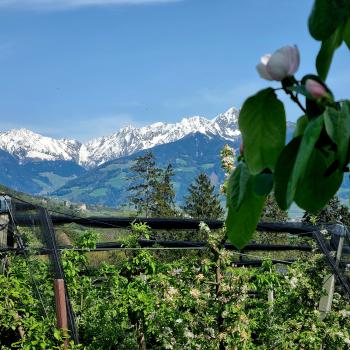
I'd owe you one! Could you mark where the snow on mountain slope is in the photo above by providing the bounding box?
[0,107,240,168]
[212,107,241,139]
[79,107,240,167]
[0,129,82,163]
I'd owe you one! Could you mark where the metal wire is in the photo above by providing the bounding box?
[7,193,131,229]
[4,196,51,322]
[4,195,80,343]
[229,251,295,265]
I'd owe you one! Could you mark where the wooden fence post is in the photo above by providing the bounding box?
[267,289,274,314]
[0,213,9,274]
[319,236,344,320]
[54,279,69,349]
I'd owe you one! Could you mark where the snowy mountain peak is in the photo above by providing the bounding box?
[148,121,166,128]
[1,128,37,138]
[180,115,208,123]
[0,128,82,163]
[0,107,242,168]
[213,107,239,123]
[119,125,136,133]
[211,107,240,139]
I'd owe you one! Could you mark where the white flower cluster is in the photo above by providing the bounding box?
[184,329,195,339]
[170,268,183,276]
[164,286,179,301]
[199,222,211,236]
[190,288,201,299]
[220,144,236,174]
[290,276,298,289]
[222,156,234,171]
[285,274,300,289]
[339,309,350,317]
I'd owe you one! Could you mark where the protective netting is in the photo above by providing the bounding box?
[1,192,350,346]
[1,195,79,344]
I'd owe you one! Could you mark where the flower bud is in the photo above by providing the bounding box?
[256,45,300,81]
[305,79,328,99]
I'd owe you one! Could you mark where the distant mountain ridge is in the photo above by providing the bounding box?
[0,107,305,204]
[0,148,85,195]
[53,132,237,207]
[0,107,241,168]
[0,128,82,163]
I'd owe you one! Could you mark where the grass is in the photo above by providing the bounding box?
[106,173,128,189]
[40,172,77,191]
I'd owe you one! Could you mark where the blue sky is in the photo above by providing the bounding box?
[0,0,349,141]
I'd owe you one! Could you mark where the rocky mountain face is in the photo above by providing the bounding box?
[0,148,85,195]
[0,108,240,168]
[53,132,238,207]
[0,129,82,163]
[0,107,310,205]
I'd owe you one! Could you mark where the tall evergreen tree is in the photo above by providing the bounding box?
[127,151,158,217]
[150,164,177,217]
[183,172,224,220]
[303,196,350,226]
[261,194,288,222]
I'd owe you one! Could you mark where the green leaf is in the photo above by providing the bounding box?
[308,0,350,41]
[274,137,302,210]
[226,167,239,211]
[253,173,273,196]
[316,25,345,81]
[226,176,266,249]
[288,115,325,206]
[293,115,309,138]
[239,88,286,175]
[226,162,250,211]
[324,102,350,168]
[295,149,344,213]
[53,329,61,340]
[343,18,350,49]
[238,163,251,208]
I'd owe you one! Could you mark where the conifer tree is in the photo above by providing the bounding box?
[261,194,288,222]
[258,194,288,245]
[303,196,350,226]
[150,164,177,217]
[183,172,223,220]
[127,151,158,217]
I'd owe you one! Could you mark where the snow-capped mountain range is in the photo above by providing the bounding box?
[0,107,240,168]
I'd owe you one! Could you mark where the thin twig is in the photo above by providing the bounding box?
[283,87,307,114]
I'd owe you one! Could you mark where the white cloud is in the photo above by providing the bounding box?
[0,0,180,10]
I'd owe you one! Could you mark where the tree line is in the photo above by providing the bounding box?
[127,151,224,219]
[126,150,350,226]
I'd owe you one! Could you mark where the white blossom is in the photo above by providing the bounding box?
[290,276,298,289]
[257,45,300,81]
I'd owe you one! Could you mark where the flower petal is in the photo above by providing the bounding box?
[266,50,290,80]
[261,54,271,65]
[256,62,274,80]
[288,45,300,75]
[305,79,327,99]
